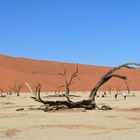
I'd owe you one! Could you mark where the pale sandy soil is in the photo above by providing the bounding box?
[0,91,140,140]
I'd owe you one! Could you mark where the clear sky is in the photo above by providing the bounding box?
[0,0,140,66]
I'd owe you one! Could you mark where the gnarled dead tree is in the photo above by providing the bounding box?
[58,65,79,102]
[10,83,23,96]
[32,63,140,111]
[108,86,112,94]
[0,88,6,97]
[25,82,41,98]
[34,83,42,98]
[25,82,34,95]
[124,80,130,94]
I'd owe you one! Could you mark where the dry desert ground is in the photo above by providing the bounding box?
[0,91,140,140]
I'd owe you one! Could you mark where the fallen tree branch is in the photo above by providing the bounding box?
[31,62,140,111]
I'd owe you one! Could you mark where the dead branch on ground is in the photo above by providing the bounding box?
[31,63,140,111]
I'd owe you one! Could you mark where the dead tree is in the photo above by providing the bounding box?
[8,90,12,96]
[124,80,130,94]
[25,82,34,94]
[116,88,120,94]
[25,82,42,98]
[32,63,140,111]
[58,65,79,101]
[108,86,112,94]
[0,88,3,96]
[0,88,6,97]
[10,83,23,96]
[34,83,42,96]
[88,63,140,104]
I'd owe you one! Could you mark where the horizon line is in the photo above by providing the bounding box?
[0,53,113,67]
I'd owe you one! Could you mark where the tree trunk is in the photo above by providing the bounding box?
[31,63,140,111]
[17,92,20,96]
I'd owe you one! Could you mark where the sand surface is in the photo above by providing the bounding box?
[0,91,140,140]
[1,54,140,91]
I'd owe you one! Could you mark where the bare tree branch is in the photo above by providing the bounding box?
[25,82,34,94]
[58,65,79,101]
[10,83,23,96]
[0,88,4,97]
[108,86,112,94]
[89,63,140,101]
[124,80,130,94]
[31,62,140,111]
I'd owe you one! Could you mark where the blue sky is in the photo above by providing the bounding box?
[0,0,140,66]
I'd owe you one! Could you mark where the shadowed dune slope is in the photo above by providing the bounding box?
[0,55,140,92]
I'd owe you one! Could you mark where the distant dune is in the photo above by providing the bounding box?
[0,54,140,92]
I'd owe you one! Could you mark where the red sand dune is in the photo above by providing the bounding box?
[0,54,140,92]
